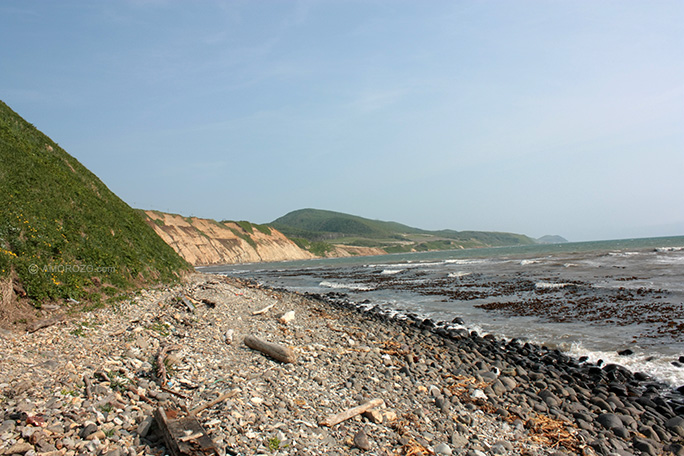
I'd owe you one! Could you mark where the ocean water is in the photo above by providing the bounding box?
[201,236,684,388]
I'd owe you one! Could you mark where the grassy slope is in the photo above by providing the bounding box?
[0,100,190,307]
[272,208,535,254]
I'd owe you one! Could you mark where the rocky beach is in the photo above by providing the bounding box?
[1,273,683,456]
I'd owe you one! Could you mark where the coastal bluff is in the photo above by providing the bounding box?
[143,211,314,266]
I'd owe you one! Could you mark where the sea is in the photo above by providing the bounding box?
[200,236,684,389]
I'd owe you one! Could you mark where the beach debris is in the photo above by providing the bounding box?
[156,343,181,386]
[224,328,235,344]
[179,295,197,312]
[154,407,220,456]
[244,334,297,363]
[252,302,275,315]
[400,438,434,456]
[279,310,295,324]
[524,412,581,453]
[319,398,385,427]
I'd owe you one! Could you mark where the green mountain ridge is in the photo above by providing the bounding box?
[0,100,190,313]
[271,208,536,254]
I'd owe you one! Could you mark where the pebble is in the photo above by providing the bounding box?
[434,442,453,455]
[353,429,371,451]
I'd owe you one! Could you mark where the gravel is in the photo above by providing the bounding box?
[1,272,683,456]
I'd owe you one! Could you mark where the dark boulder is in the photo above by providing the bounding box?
[596,413,623,430]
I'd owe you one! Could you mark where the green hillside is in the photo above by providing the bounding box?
[272,208,535,254]
[0,101,191,310]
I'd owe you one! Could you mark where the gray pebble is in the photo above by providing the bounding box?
[353,429,371,451]
[434,442,452,455]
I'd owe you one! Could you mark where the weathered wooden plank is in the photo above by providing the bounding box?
[153,407,220,456]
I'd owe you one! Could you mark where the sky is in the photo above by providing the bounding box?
[1,1,683,242]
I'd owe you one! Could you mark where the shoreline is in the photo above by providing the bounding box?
[208,238,684,391]
[304,288,684,392]
[1,273,682,456]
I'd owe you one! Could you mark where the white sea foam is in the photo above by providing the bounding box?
[566,343,684,388]
[445,259,486,265]
[608,251,641,257]
[380,269,403,275]
[535,282,572,289]
[520,259,539,265]
[448,271,471,278]
[319,280,374,291]
[656,246,684,252]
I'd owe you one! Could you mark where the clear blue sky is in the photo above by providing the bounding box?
[2,1,682,241]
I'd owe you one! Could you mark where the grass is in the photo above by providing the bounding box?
[100,403,114,413]
[106,370,129,392]
[291,238,335,256]
[147,321,171,337]
[267,436,281,451]
[227,226,257,249]
[69,319,102,337]
[0,100,191,307]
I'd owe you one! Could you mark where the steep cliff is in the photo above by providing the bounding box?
[0,100,190,316]
[144,211,314,266]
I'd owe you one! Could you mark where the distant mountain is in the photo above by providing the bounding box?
[271,208,535,255]
[0,100,190,313]
[536,235,569,244]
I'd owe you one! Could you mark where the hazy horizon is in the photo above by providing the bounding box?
[2,1,682,242]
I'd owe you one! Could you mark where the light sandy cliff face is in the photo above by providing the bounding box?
[329,245,386,258]
[144,211,314,266]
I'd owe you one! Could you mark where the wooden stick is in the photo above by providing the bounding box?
[161,385,190,399]
[244,334,296,364]
[189,389,240,416]
[319,398,385,427]
[126,384,155,404]
[251,303,275,315]
[156,344,181,386]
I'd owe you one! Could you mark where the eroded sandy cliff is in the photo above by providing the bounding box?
[144,211,314,266]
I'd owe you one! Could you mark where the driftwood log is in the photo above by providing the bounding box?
[153,407,220,456]
[244,335,296,364]
[319,398,385,427]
